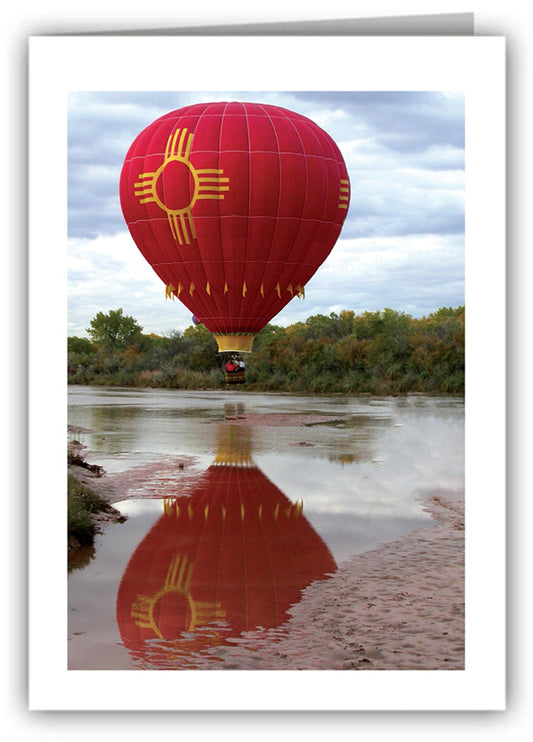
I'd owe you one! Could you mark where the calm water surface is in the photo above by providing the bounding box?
[68,387,464,670]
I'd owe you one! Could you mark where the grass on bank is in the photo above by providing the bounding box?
[67,473,110,546]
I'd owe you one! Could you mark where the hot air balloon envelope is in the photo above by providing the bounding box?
[120,101,351,352]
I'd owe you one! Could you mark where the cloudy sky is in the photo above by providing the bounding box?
[68,90,464,337]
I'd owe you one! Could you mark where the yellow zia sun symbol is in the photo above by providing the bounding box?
[134,128,229,245]
[130,553,226,638]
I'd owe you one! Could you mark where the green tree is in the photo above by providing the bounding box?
[67,335,97,381]
[182,324,219,370]
[254,323,287,349]
[87,308,143,350]
[67,336,95,354]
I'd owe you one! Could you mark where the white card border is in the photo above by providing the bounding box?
[28,35,506,711]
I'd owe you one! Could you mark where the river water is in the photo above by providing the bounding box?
[67,387,464,670]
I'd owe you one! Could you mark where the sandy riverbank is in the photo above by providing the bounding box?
[197,488,465,670]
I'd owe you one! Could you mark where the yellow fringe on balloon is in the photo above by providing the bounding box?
[163,495,302,521]
[166,279,305,302]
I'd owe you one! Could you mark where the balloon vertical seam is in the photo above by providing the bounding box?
[246,102,284,326]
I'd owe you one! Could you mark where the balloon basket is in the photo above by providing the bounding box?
[224,369,246,385]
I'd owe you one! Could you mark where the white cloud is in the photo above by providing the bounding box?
[68,233,194,336]
[302,234,464,317]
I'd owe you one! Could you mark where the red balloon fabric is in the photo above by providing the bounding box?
[120,101,350,352]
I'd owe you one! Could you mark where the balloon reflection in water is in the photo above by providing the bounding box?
[116,425,337,668]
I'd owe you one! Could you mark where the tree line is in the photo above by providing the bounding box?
[68,306,465,395]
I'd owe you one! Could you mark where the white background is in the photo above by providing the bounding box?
[29,29,506,712]
[4,0,530,739]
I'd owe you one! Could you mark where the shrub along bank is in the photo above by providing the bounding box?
[67,474,110,547]
[68,306,465,395]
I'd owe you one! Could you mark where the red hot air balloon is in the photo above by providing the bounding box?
[120,101,351,353]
